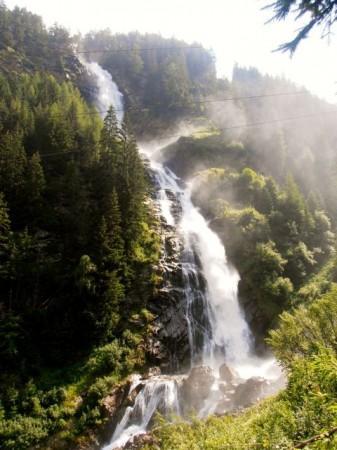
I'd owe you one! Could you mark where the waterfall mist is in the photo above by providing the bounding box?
[86,61,283,450]
[150,163,252,367]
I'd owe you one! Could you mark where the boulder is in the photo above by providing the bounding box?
[142,366,162,379]
[231,377,266,409]
[218,382,235,395]
[101,386,127,418]
[181,366,215,412]
[125,382,145,407]
[124,432,159,449]
[219,363,236,383]
[214,396,232,415]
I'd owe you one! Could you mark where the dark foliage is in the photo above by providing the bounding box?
[81,31,217,135]
[265,0,337,53]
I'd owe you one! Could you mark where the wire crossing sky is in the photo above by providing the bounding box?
[5,0,337,103]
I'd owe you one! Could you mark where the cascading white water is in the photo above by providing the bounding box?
[81,59,124,124]
[86,61,283,449]
[103,377,180,450]
[180,183,251,366]
[150,162,252,367]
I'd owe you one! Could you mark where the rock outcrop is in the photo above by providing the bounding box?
[123,432,159,449]
[181,366,215,412]
[145,172,191,371]
[219,363,237,384]
[231,377,267,409]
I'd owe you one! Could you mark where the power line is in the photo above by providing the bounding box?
[59,107,337,132]
[153,108,337,141]
[81,90,311,118]
[11,107,336,160]
[2,44,209,82]
[8,42,206,56]
[75,45,205,55]
[2,90,310,118]
[82,89,309,114]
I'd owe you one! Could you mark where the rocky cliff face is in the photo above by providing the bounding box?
[145,170,191,372]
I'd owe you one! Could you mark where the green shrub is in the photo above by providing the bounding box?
[85,376,116,407]
[0,416,49,450]
[86,341,123,377]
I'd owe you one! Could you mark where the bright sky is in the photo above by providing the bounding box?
[5,0,337,103]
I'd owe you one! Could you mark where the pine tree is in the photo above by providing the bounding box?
[266,0,337,53]
[94,192,126,342]
[98,106,123,198]
[100,106,120,151]
[0,130,27,203]
[97,270,124,342]
[0,192,11,278]
[284,174,306,226]
[118,119,146,253]
[99,190,125,271]
[26,152,45,203]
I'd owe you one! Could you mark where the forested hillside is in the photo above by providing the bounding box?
[190,166,334,338]
[81,31,217,134]
[0,3,80,80]
[0,5,165,448]
[1,1,337,449]
[159,65,337,341]
[143,65,337,450]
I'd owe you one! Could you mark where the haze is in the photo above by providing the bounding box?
[5,0,337,103]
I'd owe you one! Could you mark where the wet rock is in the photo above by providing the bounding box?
[214,396,232,415]
[148,292,191,371]
[101,385,127,418]
[181,366,215,412]
[145,336,166,360]
[123,432,159,449]
[145,195,191,371]
[125,383,145,407]
[218,382,235,395]
[164,235,182,259]
[219,363,236,383]
[231,377,266,409]
[145,173,209,372]
[143,366,162,379]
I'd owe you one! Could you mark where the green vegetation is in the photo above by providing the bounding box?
[265,0,337,53]
[145,286,337,450]
[0,71,159,368]
[82,31,217,134]
[0,337,149,449]
[0,70,160,446]
[161,134,248,179]
[0,6,162,446]
[0,2,79,80]
[2,2,337,449]
[192,165,335,332]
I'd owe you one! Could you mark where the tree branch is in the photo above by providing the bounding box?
[294,426,337,448]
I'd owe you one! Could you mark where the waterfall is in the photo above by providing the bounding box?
[81,58,124,123]
[150,162,251,367]
[180,181,251,366]
[86,62,283,449]
[146,158,282,379]
[103,378,180,450]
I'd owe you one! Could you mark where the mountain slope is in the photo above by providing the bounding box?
[1,2,337,449]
